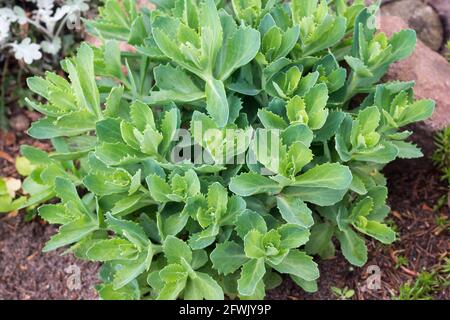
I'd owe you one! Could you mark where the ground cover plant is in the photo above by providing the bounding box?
[9,0,435,300]
[432,125,449,210]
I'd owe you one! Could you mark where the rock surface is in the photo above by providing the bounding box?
[426,0,450,43]
[379,15,450,132]
[381,0,444,51]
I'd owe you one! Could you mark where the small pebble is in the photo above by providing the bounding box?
[10,114,30,132]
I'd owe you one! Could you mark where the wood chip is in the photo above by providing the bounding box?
[400,266,419,277]
[26,251,39,261]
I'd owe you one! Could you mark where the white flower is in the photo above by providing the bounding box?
[36,0,55,12]
[0,8,18,23]
[40,37,61,55]
[10,38,43,64]
[34,0,55,24]
[0,19,11,44]
[46,6,71,22]
[63,0,90,25]
[13,6,29,25]
[64,0,90,13]
[0,8,18,44]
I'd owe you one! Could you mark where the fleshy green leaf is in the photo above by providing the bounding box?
[293,163,352,190]
[336,228,368,267]
[210,241,248,275]
[276,195,313,228]
[237,258,266,296]
[270,250,319,281]
[230,173,282,196]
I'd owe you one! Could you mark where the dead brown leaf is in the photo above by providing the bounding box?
[0,150,14,163]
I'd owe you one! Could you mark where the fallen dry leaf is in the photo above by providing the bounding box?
[392,210,402,219]
[5,177,21,197]
[0,150,14,163]
[6,211,19,218]
[4,131,16,146]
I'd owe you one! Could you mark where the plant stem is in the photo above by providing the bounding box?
[139,56,150,95]
[26,19,53,39]
[343,73,359,106]
[54,15,71,39]
[0,58,9,130]
[323,140,331,161]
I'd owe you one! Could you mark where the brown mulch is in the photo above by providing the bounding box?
[0,104,449,300]
[0,212,100,300]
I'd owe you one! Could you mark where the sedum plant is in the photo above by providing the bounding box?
[14,0,435,299]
